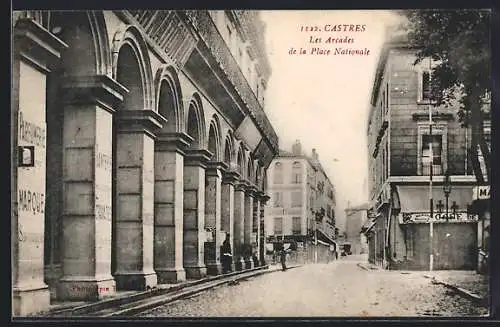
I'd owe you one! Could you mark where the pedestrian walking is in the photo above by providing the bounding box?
[221,234,232,274]
[280,248,287,271]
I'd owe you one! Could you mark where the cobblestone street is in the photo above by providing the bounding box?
[138,255,488,317]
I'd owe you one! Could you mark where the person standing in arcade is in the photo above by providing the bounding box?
[221,234,233,274]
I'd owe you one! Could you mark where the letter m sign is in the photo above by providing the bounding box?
[473,185,490,200]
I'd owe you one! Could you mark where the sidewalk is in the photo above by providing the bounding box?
[356,262,380,271]
[422,270,489,306]
[40,263,302,317]
[355,261,489,307]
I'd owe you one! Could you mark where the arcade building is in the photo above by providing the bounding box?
[12,10,278,315]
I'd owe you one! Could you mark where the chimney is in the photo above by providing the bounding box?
[292,140,302,155]
[311,148,319,161]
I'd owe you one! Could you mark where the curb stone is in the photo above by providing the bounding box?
[357,263,370,271]
[47,264,303,317]
[423,274,488,307]
[44,265,271,317]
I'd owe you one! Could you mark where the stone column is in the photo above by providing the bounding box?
[243,184,255,269]
[221,169,239,272]
[56,74,128,300]
[12,18,68,315]
[252,195,261,267]
[204,162,226,275]
[183,149,211,279]
[153,133,191,283]
[233,181,247,271]
[259,192,270,266]
[113,110,165,290]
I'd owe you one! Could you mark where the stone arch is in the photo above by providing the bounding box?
[207,115,222,162]
[255,162,261,186]
[112,24,154,111]
[48,11,112,76]
[186,93,207,150]
[223,132,234,168]
[155,64,185,133]
[247,156,254,182]
[236,143,246,177]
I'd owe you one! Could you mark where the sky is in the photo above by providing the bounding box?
[260,10,401,231]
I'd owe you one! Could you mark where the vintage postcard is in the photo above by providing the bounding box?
[11,8,492,319]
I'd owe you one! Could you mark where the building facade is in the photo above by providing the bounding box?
[12,10,279,315]
[265,141,337,249]
[363,31,490,270]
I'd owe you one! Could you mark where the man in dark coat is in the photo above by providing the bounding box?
[221,234,232,274]
[280,246,287,271]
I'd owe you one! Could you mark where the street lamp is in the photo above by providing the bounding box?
[443,170,452,221]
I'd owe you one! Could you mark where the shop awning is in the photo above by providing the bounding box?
[361,220,377,234]
[361,213,381,234]
[317,229,337,247]
[396,185,474,212]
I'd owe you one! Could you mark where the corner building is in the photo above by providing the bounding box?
[12,10,278,315]
[364,31,490,270]
[265,141,337,247]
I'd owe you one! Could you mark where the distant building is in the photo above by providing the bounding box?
[265,141,337,249]
[363,29,490,270]
[345,203,370,255]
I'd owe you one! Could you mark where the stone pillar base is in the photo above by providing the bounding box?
[234,257,245,271]
[155,268,186,284]
[57,278,116,301]
[114,272,158,291]
[184,266,207,279]
[244,258,254,270]
[206,263,222,276]
[12,284,50,316]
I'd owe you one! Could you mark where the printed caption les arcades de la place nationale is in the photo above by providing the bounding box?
[288,24,371,56]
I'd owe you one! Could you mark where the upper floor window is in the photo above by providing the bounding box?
[273,162,283,184]
[417,123,448,176]
[274,217,283,235]
[292,217,302,235]
[274,191,283,207]
[422,135,442,175]
[291,191,302,207]
[418,70,431,102]
[292,161,302,184]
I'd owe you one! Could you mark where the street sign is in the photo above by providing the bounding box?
[473,185,490,200]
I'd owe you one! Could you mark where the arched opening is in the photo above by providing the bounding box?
[247,157,254,182]
[237,147,245,177]
[43,11,101,297]
[224,139,232,166]
[208,124,217,161]
[183,97,208,279]
[116,45,144,111]
[157,78,178,133]
[187,104,200,149]
[112,42,146,278]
